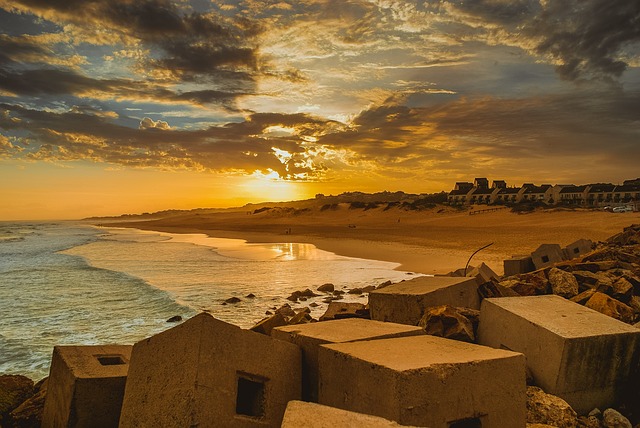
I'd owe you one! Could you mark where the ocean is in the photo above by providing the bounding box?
[0,222,418,380]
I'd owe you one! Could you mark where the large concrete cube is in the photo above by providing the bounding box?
[478,295,640,414]
[531,244,565,269]
[119,313,301,428]
[318,336,526,428]
[369,276,480,326]
[272,318,424,402]
[281,401,415,427]
[42,345,132,428]
[503,255,535,277]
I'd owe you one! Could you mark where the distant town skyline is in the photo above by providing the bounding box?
[1,0,639,220]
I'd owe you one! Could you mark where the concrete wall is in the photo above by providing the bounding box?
[272,318,424,402]
[119,313,301,428]
[318,335,526,428]
[42,345,132,428]
[477,295,640,414]
[281,401,415,427]
[369,276,480,326]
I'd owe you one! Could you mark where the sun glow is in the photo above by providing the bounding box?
[244,170,306,201]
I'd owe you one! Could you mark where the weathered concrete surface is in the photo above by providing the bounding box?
[281,401,416,427]
[478,295,640,414]
[318,335,526,428]
[563,239,593,260]
[369,276,480,326]
[504,255,536,277]
[272,318,423,402]
[41,345,132,428]
[119,313,301,428]
[531,244,565,270]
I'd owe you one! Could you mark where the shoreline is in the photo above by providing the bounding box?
[97,207,640,275]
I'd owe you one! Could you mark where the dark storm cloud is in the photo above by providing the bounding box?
[449,0,640,81]
[531,0,640,81]
[0,34,49,65]
[3,0,262,82]
[0,103,337,179]
[0,67,247,109]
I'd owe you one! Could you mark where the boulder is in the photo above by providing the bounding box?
[585,292,635,324]
[9,378,47,428]
[606,225,640,246]
[611,278,634,303]
[317,283,334,293]
[166,315,182,323]
[548,268,579,298]
[569,289,596,305]
[628,295,640,316]
[594,275,615,295]
[526,386,578,428]
[376,280,393,289]
[478,280,521,299]
[500,271,549,296]
[250,312,287,335]
[418,305,475,343]
[577,415,601,428]
[319,302,367,321]
[571,270,601,290]
[347,288,363,295]
[0,375,34,421]
[570,262,604,273]
[286,288,320,302]
[362,285,377,293]
[602,408,632,428]
[224,296,241,304]
[288,310,313,326]
[276,303,296,319]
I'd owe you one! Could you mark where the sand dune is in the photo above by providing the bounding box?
[103,203,639,275]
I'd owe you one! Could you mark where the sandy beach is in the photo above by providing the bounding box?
[102,203,639,275]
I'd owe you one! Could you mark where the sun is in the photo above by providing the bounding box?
[242,170,307,202]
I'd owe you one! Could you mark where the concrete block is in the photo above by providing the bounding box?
[272,318,424,402]
[531,244,565,269]
[504,255,535,277]
[42,345,132,428]
[318,335,526,428]
[369,276,480,326]
[119,313,301,428]
[563,239,593,260]
[281,401,415,427]
[477,295,640,414]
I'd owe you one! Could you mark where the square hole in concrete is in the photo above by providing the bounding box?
[236,373,266,418]
[448,417,482,428]
[96,355,126,366]
[541,255,550,263]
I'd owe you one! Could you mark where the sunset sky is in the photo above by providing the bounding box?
[1,0,639,220]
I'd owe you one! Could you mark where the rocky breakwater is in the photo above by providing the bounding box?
[462,224,640,427]
[490,224,640,327]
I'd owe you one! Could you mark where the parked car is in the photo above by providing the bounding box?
[612,206,633,213]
